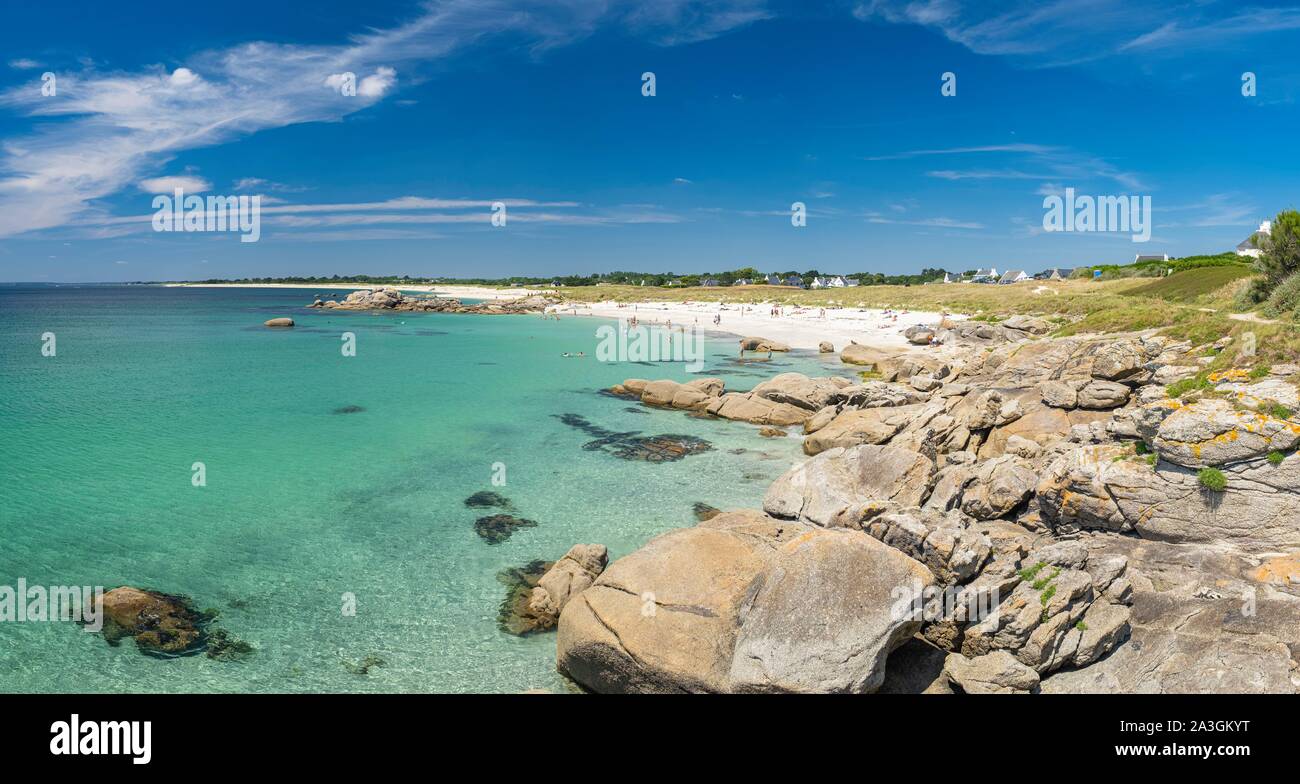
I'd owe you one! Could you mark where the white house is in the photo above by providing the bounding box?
[827,275,858,287]
[809,276,830,289]
[733,278,752,286]
[765,274,782,285]
[998,269,1029,284]
[970,267,999,283]
[1236,220,1272,258]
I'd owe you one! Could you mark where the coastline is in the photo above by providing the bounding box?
[162,283,957,351]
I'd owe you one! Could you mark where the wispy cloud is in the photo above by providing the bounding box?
[867,142,1143,190]
[0,0,767,239]
[866,212,984,230]
[853,1,1300,66]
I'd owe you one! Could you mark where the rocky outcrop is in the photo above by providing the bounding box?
[802,402,940,456]
[706,392,810,426]
[312,287,555,314]
[555,511,933,693]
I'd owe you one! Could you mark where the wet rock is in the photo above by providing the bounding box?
[818,341,834,353]
[758,427,787,438]
[95,587,209,657]
[264,318,294,327]
[739,336,790,352]
[692,502,722,521]
[497,559,554,635]
[474,514,538,544]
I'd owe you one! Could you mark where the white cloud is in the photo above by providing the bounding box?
[8,58,42,70]
[0,0,765,239]
[358,67,397,97]
[138,175,211,193]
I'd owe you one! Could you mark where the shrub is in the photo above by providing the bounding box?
[1268,451,1286,466]
[1198,467,1227,492]
[1269,404,1293,420]
[1135,441,1150,454]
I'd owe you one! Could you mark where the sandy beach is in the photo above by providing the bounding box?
[549,299,960,352]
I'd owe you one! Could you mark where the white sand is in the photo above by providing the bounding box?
[550,300,960,352]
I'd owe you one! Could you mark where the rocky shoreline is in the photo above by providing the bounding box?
[544,321,1300,693]
[306,286,557,314]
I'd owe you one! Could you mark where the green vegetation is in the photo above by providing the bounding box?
[1032,567,1062,591]
[1198,467,1227,492]
[1123,264,1255,304]
[1078,252,1248,282]
[1269,404,1293,420]
[1249,365,1271,379]
[1238,209,1300,316]
[1268,450,1286,466]
[1167,372,1212,399]
[1076,621,1088,632]
[1135,441,1150,455]
[1018,561,1047,582]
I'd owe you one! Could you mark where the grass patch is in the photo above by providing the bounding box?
[1198,467,1227,492]
[1269,404,1293,420]
[1123,265,1256,304]
[1018,561,1047,582]
[1268,450,1286,466]
[1167,373,1212,399]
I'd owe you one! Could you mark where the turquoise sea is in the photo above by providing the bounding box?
[0,284,842,693]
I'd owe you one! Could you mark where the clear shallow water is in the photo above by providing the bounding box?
[0,284,843,693]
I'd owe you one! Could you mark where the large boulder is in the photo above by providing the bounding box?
[729,528,934,693]
[959,456,1038,520]
[556,511,933,693]
[264,317,294,327]
[764,444,936,526]
[706,392,810,426]
[801,402,937,456]
[943,651,1040,694]
[1134,398,1300,467]
[1076,380,1130,409]
[1090,338,1147,382]
[750,373,847,412]
[1001,315,1051,335]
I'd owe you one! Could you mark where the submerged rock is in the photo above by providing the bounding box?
[95,587,209,658]
[206,628,254,661]
[341,654,386,676]
[474,514,538,544]
[692,502,722,521]
[464,490,514,510]
[332,405,365,415]
[554,413,712,462]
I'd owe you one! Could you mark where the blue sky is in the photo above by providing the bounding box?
[1,0,1298,282]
